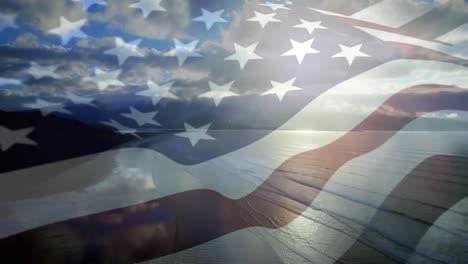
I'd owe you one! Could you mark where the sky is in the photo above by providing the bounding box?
[0,0,466,121]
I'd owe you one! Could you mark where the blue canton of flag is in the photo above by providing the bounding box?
[0,0,403,173]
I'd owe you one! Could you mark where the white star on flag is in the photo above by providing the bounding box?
[63,92,95,106]
[23,99,72,116]
[168,39,202,66]
[247,11,282,28]
[129,0,166,18]
[137,80,177,106]
[121,107,160,126]
[192,9,228,30]
[282,38,319,64]
[25,62,60,80]
[224,42,263,70]
[259,2,290,11]
[84,68,124,91]
[0,126,37,152]
[199,81,239,106]
[332,44,369,65]
[101,120,141,138]
[262,78,302,101]
[104,37,143,66]
[175,123,215,146]
[293,19,327,34]
[48,16,87,45]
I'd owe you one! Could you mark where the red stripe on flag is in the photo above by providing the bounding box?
[388,42,468,67]
[333,16,449,44]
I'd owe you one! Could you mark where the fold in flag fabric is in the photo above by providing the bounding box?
[0,0,467,263]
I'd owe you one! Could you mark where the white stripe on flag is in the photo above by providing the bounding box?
[312,0,448,28]
[138,115,468,264]
[1,60,467,238]
[436,21,468,45]
[355,26,468,60]
[350,0,447,28]
[408,198,468,264]
[310,7,351,18]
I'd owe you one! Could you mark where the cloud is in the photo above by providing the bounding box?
[83,149,159,196]
[446,112,459,119]
[86,166,156,195]
[0,88,26,97]
[311,89,468,120]
[0,0,83,31]
[11,32,42,48]
[1,0,193,48]
[431,110,468,121]
[111,0,192,39]
[0,0,202,96]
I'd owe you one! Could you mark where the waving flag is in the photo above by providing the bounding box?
[0,0,467,263]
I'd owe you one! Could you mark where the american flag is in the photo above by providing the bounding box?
[0,0,467,263]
